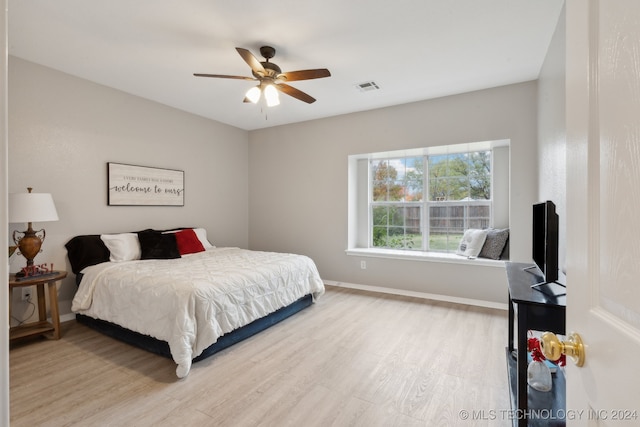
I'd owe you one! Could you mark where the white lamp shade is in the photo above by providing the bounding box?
[245,86,261,104]
[264,84,280,107]
[9,192,59,223]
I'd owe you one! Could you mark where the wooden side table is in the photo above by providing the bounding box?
[8,270,67,342]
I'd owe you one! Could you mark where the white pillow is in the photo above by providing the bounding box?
[456,229,489,258]
[100,233,141,262]
[193,228,215,249]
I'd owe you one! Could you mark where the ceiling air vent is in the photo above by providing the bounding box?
[356,81,380,92]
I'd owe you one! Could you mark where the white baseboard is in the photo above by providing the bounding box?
[323,280,508,311]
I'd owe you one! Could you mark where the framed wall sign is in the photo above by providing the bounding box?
[107,162,184,206]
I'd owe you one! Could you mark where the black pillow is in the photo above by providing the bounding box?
[137,230,180,260]
[65,235,110,275]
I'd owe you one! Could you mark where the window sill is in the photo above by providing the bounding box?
[345,248,507,267]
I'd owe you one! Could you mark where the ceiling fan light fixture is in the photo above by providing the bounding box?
[264,84,280,107]
[195,46,330,106]
[245,86,261,104]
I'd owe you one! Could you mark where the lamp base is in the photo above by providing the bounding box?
[13,223,46,277]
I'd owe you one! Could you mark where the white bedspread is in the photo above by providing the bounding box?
[72,247,325,378]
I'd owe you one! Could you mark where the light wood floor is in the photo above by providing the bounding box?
[10,286,510,426]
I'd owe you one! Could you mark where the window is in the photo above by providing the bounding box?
[348,140,509,257]
[371,156,423,250]
[427,151,492,252]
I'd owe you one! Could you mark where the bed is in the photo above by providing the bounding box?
[66,228,325,378]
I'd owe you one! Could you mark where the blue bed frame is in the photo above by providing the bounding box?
[75,294,313,362]
[65,232,314,365]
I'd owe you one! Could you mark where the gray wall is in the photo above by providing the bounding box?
[9,58,543,316]
[249,82,539,305]
[8,57,249,321]
[538,6,567,273]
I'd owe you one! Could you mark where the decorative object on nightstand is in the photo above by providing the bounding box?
[527,335,553,392]
[9,187,59,277]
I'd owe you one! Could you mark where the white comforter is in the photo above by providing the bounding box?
[72,247,325,378]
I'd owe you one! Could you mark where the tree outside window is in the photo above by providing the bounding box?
[371,151,491,252]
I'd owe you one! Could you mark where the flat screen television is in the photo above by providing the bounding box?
[530,200,559,285]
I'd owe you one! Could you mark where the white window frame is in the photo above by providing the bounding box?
[369,152,492,253]
[347,139,510,264]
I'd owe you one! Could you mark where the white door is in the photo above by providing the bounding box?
[566,0,640,425]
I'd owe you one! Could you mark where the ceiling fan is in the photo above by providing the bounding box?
[194,46,331,106]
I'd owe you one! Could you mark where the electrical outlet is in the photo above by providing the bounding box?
[21,287,32,301]
[360,260,367,270]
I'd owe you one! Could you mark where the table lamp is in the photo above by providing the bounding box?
[9,187,59,276]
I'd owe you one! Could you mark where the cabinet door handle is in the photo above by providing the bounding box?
[540,332,585,367]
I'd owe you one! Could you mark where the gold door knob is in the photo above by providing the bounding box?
[540,332,585,367]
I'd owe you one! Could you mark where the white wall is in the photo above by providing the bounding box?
[249,82,539,305]
[537,6,567,272]
[8,57,249,322]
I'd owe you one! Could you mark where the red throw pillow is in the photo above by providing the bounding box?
[174,229,205,255]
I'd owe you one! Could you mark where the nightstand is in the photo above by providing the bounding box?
[8,270,67,342]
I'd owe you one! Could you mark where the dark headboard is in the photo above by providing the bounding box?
[65,227,193,275]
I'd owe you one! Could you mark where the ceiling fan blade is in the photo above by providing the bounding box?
[276,83,316,104]
[236,47,266,77]
[193,73,257,81]
[277,68,331,82]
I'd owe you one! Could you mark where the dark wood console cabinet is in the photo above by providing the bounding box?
[506,262,566,427]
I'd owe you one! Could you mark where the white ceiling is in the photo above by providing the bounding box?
[8,1,564,131]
